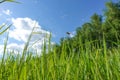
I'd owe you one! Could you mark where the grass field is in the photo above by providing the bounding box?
[0,32,120,80]
[0,1,120,79]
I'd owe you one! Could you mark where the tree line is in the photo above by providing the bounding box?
[52,1,120,56]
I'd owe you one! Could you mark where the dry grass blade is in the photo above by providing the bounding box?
[0,0,20,4]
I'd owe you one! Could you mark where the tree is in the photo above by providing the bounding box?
[90,13,103,41]
[103,1,120,47]
[51,1,120,57]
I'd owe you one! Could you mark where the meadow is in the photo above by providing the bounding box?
[0,31,120,80]
[0,0,120,80]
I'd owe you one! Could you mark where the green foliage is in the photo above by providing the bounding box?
[0,35,120,80]
[104,1,120,43]
[58,1,120,53]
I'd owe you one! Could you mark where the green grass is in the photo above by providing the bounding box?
[0,31,120,80]
[0,1,120,80]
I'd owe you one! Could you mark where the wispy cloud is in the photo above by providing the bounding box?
[3,9,12,16]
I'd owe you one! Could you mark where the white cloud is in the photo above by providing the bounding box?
[67,31,76,38]
[0,17,52,56]
[70,31,76,38]
[8,17,51,55]
[0,45,4,56]
[0,43,24,56]
[3,9,12,16]
[7,43,24,51]
[9,17,50,42]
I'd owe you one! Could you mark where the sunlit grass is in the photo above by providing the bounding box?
[0,30,120,80]
[0,0,120,80]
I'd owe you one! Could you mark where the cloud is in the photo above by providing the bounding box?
[66,31,76,38]
[8,17,51,55]
[0,43,24,56]
[7,43,24,51]
[9,17,50,42]
[0,45,4,56]
[0,17,52,56]
[70,31,76,38]
[3,9,12,16]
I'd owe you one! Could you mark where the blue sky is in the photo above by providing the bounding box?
[0,0,118,54]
